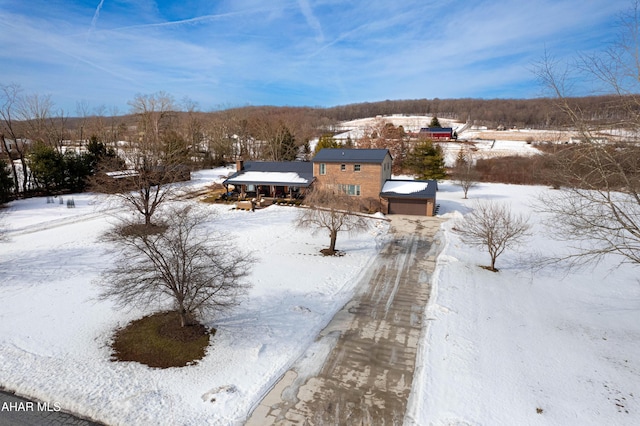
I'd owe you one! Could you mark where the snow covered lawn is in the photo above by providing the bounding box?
[0,168,387,425]
[409,182,640,425]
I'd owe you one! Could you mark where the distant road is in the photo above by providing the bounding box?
[0,391,104,426]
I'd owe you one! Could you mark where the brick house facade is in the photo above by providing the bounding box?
[312,149,392,200]
[223,148,436,216]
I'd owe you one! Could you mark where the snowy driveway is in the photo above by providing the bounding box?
[247,215,443,425]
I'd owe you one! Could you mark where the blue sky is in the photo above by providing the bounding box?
[0,0,632,114]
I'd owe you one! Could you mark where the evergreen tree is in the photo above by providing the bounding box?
[406,139,447,180]
[278,126,297,161]
[63,151,93,192]
[455,148,467,168]
[29,143,66,192]
[30,142,99,194]
[86,135,117,171]
[0,159,14,203]
[314,133,341,154]
[429,115,442,128]
[344,136,353,148]
[302,140,311,161]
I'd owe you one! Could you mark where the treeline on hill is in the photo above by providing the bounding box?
[0,90,335,202]
[469,140,640,191]
[1,87,638,203]
[322,95,635,129]
[61,94,640,135]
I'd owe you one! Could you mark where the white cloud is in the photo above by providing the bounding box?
[0,0,633,112]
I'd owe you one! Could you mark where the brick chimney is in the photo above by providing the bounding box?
[235,158,244,172]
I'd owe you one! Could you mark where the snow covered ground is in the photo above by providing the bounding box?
[408,182,640,426]
[328,115,548,166]
[0,168,639,425]
[335,115,463,134]
[0,168,388,425]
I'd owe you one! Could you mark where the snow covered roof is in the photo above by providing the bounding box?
[225,171,312,186]
[223,161,314,187]
[380,179,437,199]
[312,148,390,163]
[105,170,139,179]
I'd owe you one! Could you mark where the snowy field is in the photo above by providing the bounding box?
[328,115,548,165]
[0,168,639,425]
[409,182,640,426]
[0,168,388,425]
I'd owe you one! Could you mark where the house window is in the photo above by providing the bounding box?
[339,184,361,196]
[319,163,326,175]
[341,164,346,171]
[354,164,361,172]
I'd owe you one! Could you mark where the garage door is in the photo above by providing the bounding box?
[388,198,427,215]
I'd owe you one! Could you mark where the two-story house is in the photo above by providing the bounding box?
[223,148,437,216]
[311,148,392,200]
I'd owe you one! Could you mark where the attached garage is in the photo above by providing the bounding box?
[388,198,433,215]
[380,179,437,216]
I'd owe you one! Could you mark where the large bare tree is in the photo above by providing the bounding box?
[534,1,640,267]
[92,147,188,226]
[128,91,176,147]
[453,200,531,272]
[100,205,253,327]
[92,92,187,226]
[296,182,370,255]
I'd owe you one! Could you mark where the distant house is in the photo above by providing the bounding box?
[223,160,314,199]
[0,138,30,158]
[312,148,392,200]
[99,165,191,192]
[418,127,453,140]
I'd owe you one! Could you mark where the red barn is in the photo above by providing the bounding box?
[418,127,453,140]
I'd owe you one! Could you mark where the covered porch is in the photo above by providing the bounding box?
[222,161,315,204]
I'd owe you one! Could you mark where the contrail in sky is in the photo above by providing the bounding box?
[297,0,324,43]
[114,10,254,31]
[88,0,105,37]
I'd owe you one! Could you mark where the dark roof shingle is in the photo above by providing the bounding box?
[312,148,390,163]
[380,179,437,199]
[223,161,314,187]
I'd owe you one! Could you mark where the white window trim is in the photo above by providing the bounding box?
[339,184,361,196]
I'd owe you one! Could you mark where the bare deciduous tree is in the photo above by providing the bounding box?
[0,84,32,194]
[357,119,410,173]
[100,205,253,327]
[296,182,369,255]
[128,91,176,148]
[534,1,640,267]
[92,152,187,226]
[452,148,479,199]
[453,200,531,272]
[91,93,187,226]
